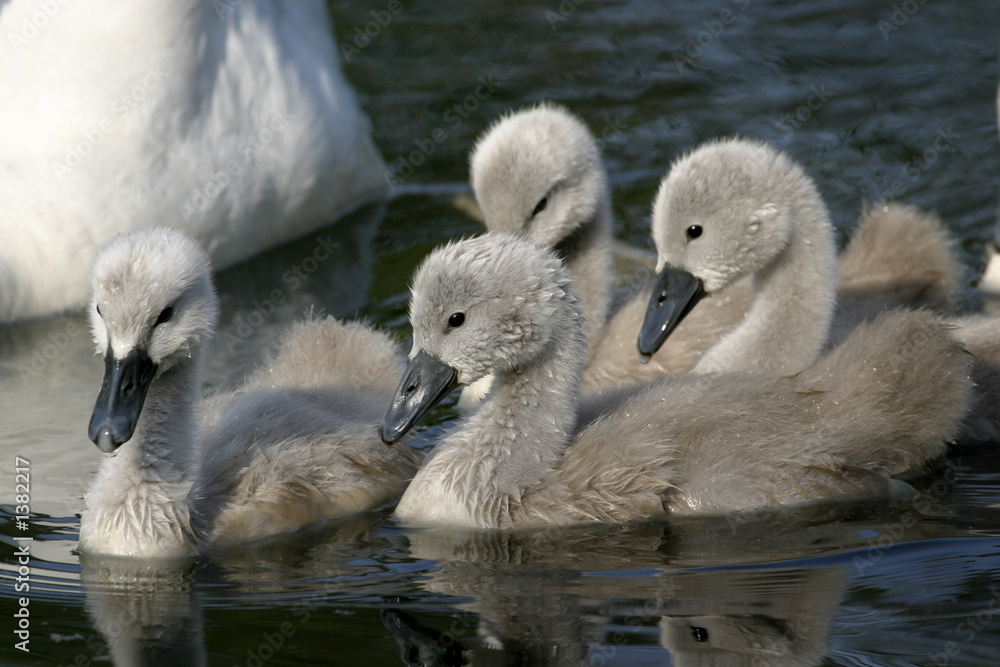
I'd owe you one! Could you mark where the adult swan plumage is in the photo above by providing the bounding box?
[0,0,385,323]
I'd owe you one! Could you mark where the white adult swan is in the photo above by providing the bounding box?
[0,0,385,323]
[378,234,970,529]
[638,138,959,375]
[80,229,419,558]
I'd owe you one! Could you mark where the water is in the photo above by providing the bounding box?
[2,0,1000,664]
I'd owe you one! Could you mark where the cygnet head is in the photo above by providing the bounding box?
[638,138,819,356]
[379,234,579,444]
[88,229,218,453]
[470,103,609,251]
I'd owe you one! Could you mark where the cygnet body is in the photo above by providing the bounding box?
[379,234,971,530]
[468,104,751,395]
[470,103,613,351]
[469,110,957,395]
[830,202,960,346]
[80,230,419,558]
[640,138,959,375]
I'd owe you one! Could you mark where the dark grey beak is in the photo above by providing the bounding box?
[638,264,706,359]
[88,347,157,453]
[380,349,458,445]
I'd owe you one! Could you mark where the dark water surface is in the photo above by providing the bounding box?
[3,1,1000,665]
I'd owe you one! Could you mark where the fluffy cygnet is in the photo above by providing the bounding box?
[379,234,971,530]
[81,229,419,558]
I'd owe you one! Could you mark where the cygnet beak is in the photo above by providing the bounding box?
[88,346,157,453]
[380,349,458,445]
[638,264,705,360]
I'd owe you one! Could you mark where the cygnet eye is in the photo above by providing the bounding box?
[448,312,466,328]
[96,304,102,317]
[154,306,174,327]
[531,196,548,218]
[686,225,703,241]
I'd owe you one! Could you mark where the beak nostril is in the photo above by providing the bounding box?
[92,347,155,450]
[381,350,458,445]
[657,291,668,306]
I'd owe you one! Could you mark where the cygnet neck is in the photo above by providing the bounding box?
[126,352,203,482]
[557,199,612,357]
[83,350,204,553]
[695,196,837,375]
[399,291,586,529]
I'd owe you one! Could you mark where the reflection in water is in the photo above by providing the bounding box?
[398,517,851,666]
[61,479,991,666]
[79,555,205,667]
[655,567,844,667]
[78,514,399,666]
[382,609,467,667]
[203,512,399,588]
[7,464,995,664]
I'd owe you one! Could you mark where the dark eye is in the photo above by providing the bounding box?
[691,626,709,643]
[686,225,703,240]
[448,312,465,328]
[96,304,102,317]
[531,197,548,218]
[154,306,174,327]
